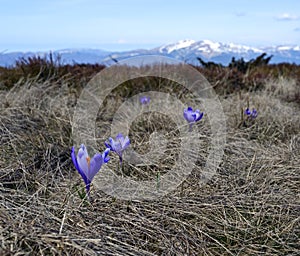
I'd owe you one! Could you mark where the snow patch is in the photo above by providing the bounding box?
[160,39,196,53]
[277,46,292,51]
[202,40,221,51]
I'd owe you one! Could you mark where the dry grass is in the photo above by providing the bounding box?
[0,67,299,255]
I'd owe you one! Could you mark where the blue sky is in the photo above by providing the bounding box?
[0,0,299,52]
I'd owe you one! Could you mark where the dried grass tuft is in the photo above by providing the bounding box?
[0,68,299,255]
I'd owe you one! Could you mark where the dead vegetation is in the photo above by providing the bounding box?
[0,60,299,255]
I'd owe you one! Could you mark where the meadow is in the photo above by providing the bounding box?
[0,55,299,255]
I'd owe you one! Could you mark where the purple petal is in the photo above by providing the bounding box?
[121,136,130,150]
[183,110,188,120]
[245,108,251,116]
[105,141,112,150]
[140,96,150,104]
[77,144,89,178]
[77,145,85,158]
[184,108,195,123]
[71,145,89,190]
[107,137,116,152]
[113,138,122,154]
[116,133,124,140]
[252,109,258,118]
[102,148,110,163]
[88,153,103,182]
[117,135,125,145]
[195,111,204,122]
[71,146,80,172]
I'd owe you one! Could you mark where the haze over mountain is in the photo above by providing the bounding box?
[1,39,300,67]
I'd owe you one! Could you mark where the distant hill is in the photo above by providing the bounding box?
[1,39,300,67]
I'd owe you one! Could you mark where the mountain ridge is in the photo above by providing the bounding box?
[1,39,300,67]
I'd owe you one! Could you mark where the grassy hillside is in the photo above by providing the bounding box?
[0,58,299,255]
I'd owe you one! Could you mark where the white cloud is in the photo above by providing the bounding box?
[275,13,299,21]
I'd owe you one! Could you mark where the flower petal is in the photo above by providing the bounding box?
[184,108,195,123]
[252,109,258,118]
[71,146,80,172]
[140,96,150,104]
[102,148,110,163]
[71,145,89,189]
[245,108,251,116]
[116,133,124,140]
[105,140,112,150]
[88,153,103,182]
[121,136,130,149]
[76,144,89,179]
[106,137,118,152]
[113,139,122,155]
[195,111,204,121]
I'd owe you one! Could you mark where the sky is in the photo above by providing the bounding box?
[0,0,299,52]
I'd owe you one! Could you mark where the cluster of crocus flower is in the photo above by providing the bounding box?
[183,106,204,131]
[245,108,258,118]
[71,133,131,194]
[71,105,206,194]
[140,96,151,105]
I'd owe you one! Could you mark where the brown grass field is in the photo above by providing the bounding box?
[0,59,299,255]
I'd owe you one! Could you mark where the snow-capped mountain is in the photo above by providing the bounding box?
[1,39,300,67]
[152,39,300,64]
[159,39,263,55]
[158,39,196,54]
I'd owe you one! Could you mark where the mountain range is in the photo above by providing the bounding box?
[1,39,300,67]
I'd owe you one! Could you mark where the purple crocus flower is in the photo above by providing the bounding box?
[140,96,151,105]
[245,108,251,116]
[71,144,110,193]
[184,107,204,131]
[251,109,258,118]
[245,108,258,118]
[105,133,130,164]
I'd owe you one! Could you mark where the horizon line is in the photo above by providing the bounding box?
[1,39,300,53]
